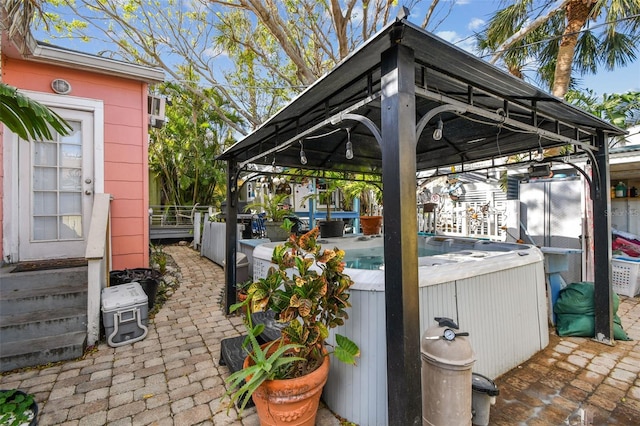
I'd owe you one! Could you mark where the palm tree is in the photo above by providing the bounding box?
[477,0,640,97]
[1,0,44,51]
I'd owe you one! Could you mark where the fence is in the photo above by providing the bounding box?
[419,200,517,241]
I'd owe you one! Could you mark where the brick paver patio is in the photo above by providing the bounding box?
[1,244,638,425]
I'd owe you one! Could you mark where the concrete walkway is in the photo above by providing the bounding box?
[1,244,639,425]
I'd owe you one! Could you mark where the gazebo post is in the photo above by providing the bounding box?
[224,159,239,315]
[592,130,614,343]
[380,40,422,425]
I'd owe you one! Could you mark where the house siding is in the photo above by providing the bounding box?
[1,57,150,269]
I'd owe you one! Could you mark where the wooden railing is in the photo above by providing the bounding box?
[85,193,112,346]
[419,200,520,241]
[149,204,210,226]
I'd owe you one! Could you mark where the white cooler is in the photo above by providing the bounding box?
[102,282,149,347]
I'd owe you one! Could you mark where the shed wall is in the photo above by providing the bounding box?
[1,57,149,268]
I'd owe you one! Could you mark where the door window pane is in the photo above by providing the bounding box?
[60,193,81,214]
[33,216,57,240]
[59,168,82,191]
[33,167,57,190]
[60,121,82,145]
[33,192,57,215]
[60,144,82,168]
[60,215,82,239]
[33,142,57,166]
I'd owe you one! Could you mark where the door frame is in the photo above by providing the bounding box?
[3,91,104,263]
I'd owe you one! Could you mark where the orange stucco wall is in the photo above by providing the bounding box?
[1,56,150,269]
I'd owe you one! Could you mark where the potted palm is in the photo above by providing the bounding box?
[245,192,296,241]
[224,223,360,425]
[343,179,383,235]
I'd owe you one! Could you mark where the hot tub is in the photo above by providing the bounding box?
[252,235,548,426]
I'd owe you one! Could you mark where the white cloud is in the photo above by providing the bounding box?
[435,30,477,54]
[436,30,459,44]
[468,18,485,31]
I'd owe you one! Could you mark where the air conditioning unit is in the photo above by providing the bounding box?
[148,95,166,129]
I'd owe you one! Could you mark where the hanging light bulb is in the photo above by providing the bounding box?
[345,141,354,160]
[299,140,308,165]
[433,117,443,141]
[345,128,354,160]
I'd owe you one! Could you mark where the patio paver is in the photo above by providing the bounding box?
[1,244,638,425]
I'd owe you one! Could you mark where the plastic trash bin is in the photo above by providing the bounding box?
[223,253,249,285]
[102,282,149,347]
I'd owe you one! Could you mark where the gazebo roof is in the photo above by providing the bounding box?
[219,18,624,173]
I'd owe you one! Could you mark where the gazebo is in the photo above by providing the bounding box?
[218,13,625,425]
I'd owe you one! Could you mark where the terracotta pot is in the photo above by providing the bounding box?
[360,215,383,235]
[244,349,330,426]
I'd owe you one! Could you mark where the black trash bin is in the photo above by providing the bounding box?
[109,268,160,310]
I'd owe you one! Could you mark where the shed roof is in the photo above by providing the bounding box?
[220,19,624,173]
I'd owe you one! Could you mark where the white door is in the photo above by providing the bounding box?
[18,109,95,260]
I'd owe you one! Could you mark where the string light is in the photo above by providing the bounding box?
[433,117,443,141]
[299,140,308,165]
[345,128,354,160]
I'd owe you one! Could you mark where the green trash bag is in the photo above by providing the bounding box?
[554,281,631,341]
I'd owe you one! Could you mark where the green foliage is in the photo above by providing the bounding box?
[565,90,640,129]
[150,243,167,275]
[341,178,383,216]
[245,226,360,377]
[226,225,361,415]
[223,321,304,414]
[0,389,36,426]
[0,83,71,140]
[148,78,241,208]
[565,89,640,147]
[244,192,292,221]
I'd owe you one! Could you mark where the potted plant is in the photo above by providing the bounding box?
[245,192,296,241]
[235,279,252,316]
[224,224,360,425]
[343,179,383,235]
[301,178,345,238]
[0,389,38,426]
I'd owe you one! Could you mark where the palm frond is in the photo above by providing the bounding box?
[0,83,71,140]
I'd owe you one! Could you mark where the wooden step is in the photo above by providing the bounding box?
[0,331,87,372]
[0,307,87,343]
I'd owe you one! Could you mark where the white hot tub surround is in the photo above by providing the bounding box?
[252,235,548,426]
